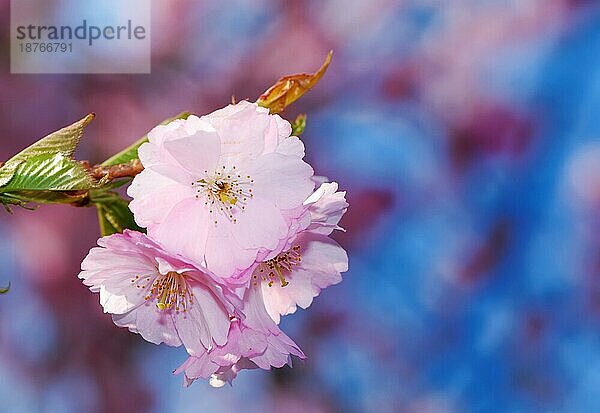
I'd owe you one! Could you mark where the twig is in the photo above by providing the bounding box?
[81,159,145,181]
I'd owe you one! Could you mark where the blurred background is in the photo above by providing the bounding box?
[2,0,600,412]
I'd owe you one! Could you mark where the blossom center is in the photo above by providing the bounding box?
[192,165,254,225]
[132,271,193,312]
[253,245,302,287]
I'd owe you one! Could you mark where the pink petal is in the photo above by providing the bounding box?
[204,222,258,279]
[304,182,348,236]
[202,101,270,157]
[174,352,219,387]
[150,198,210,268]
[172,281,230,354]
[80,251,155,314]
[163,129,221,177]
[112,303,181,347]
[275,136,305,158]
[262,115,292,155]
[248,153,314,210]
[127,169,194,229]
[232,197,288,250]
[299,233,349,286]
[261,273,313,324]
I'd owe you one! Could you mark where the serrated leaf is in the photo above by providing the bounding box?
[0,114,94,187]
[291,114,307,136]
[1,153,94,192]
[0,193,29,212]
[257,51,332,114]
[3,190,88,205]
[101,111,191,166]
[92,191,144,236]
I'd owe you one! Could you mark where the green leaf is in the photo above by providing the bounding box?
[2,190,88,206]
[0,193,30,212]
[1,153,93,192]
[0,114,94,187]
[291,114,307,136]
[0,189,88,212]
[100,136,149,167]
[91,190,144,236]
[0,283,10,294]
[101,111,191,166]
[97,178,131,191]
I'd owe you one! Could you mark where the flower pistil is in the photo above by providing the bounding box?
[192,165,254,225]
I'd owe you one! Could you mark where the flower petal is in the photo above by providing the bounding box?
[112,303,181,347]
[247,152,314,210]
[128,169,194,229]
[163,129,221,177]
[275,136,305,158]
[150,198,210,268]
[172,281,231,354]
[204,219,258,280]
[232,197,288,250]
[202,101,271,157]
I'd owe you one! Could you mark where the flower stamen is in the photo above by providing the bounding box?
[132,271,193,312]
[192,164,254,225]
[253,245,302,287]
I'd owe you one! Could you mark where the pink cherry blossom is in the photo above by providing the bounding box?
[174,285,305,387]
[79,230,235,355]
[257,182,349,323]
[128,101,315,282]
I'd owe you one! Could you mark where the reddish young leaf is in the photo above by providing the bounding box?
[257,51,332,114]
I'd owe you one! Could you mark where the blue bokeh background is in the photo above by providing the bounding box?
[3,1,600,412]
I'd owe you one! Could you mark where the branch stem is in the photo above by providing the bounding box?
[82,159,144,181]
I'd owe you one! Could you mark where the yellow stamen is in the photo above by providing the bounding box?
[131,271,192,313]
[257,245,302,288]
[219,192,237,205]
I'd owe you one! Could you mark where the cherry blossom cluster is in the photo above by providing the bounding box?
[78,101,348,387]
